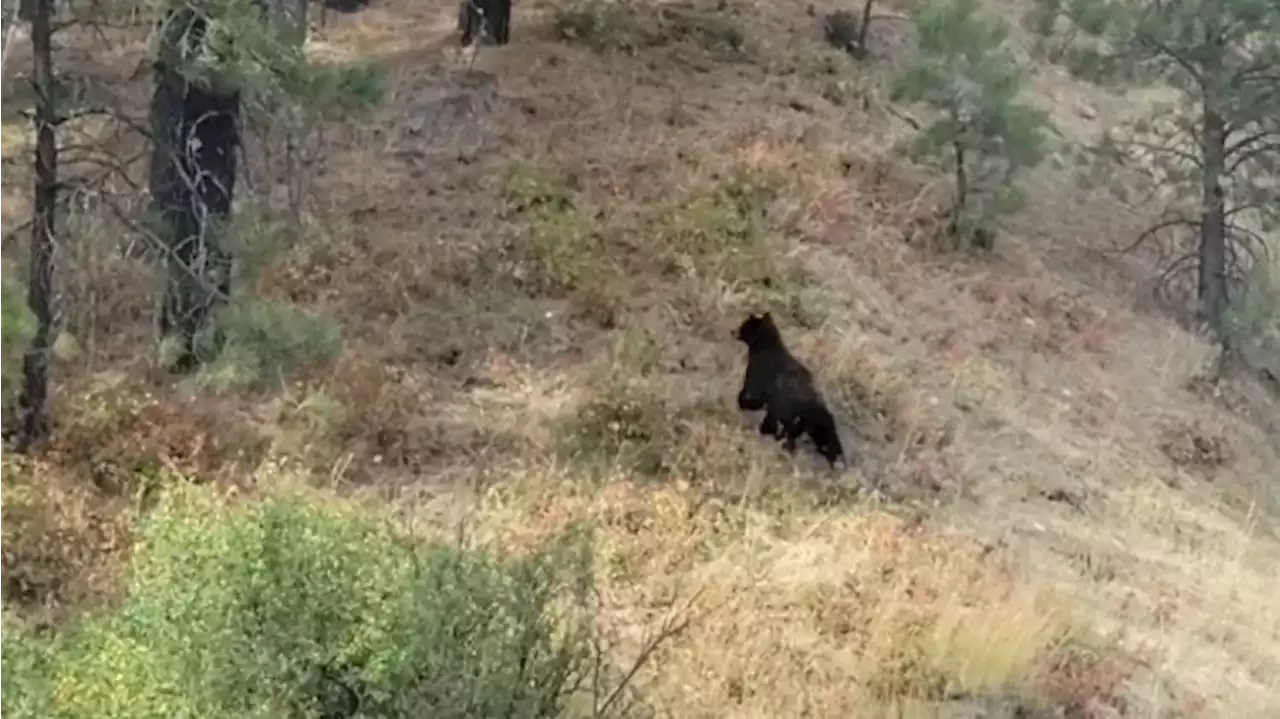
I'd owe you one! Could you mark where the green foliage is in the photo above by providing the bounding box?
[501,159,608,294]
[1,614,54,719]
[1,488,627,719]
[1,266,36,407]
[892,0,1050,247]
[1025,0,1280,238]
[220,200,293,284]
[0,266,33,350]
[1026,0,1279,332]
[1026,0,1280,94]
[153,0,384,123]
[654,170,779,282]
[665,172,772,254]
[153,0,287,95]
[302,59,386,115]
[190,298,342,392]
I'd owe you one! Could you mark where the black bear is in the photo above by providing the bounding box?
[735,312,846,467]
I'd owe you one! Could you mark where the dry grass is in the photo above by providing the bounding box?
[3,0,1280,716]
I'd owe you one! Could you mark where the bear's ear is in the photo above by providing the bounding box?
[761,311,773,321]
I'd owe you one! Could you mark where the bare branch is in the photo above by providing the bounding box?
[1226,141,1280,175]
[1224,128,1280,161]
[1117,137,1203,168]
[1137,34,1204,86]
[96,195,233,304]
[1155,251,1199,307]
[1225,201,1275,219]
[1,218,35,247]
[1111,212,1196,257]
[594,586,711,718]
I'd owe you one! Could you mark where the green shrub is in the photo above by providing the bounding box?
[300,59,386,115]
[0,266,34,350]
[1,487,641,719]
[891,0,1050,250]
[653,171,778,284]
[1,614,54,719]
[190,298,342,392]
[501,159,610,295]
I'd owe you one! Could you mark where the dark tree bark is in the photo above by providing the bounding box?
[149,8,241,372]
[324,0,369,14]
[952,138,968,221]
[856,0,874,58]
[458,0,511,47]
[14,0,59,451]
[1197,97,1229,337]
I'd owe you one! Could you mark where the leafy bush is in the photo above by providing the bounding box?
[1,613,54,719]
[299,59,386,116]
[188,298,342,392]
[1,487,645,719]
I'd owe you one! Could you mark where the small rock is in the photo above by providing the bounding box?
[1076,103,1098,120]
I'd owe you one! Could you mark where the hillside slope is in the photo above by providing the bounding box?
[3,0,1279,716]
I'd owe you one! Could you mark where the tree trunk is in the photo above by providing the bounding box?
[149,8,241,372]
[947,137,969,246]
[15,0,59,451]
[459,0,511,47]
[855,0,874,58]
[1197,97,1229,337]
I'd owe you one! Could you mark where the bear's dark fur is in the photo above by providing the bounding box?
[735,312,846,467]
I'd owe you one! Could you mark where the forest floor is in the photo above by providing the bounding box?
[2,0,1279,716]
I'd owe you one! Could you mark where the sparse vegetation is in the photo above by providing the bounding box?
[551,0,746,56]
[3,0,1279,717]
[560,380,709,477]
[650,170,778,284]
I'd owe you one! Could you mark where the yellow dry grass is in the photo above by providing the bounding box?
[2,0,1279,716]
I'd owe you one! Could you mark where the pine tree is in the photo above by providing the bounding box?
[892,0,1050,250]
